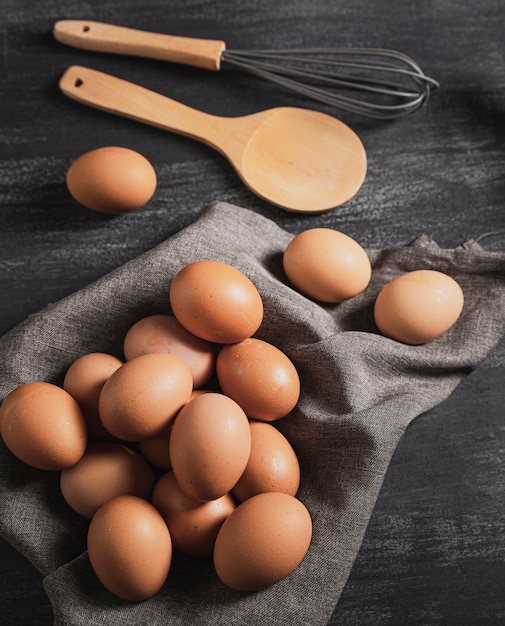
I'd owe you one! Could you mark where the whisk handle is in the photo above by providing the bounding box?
[53,20,225,71]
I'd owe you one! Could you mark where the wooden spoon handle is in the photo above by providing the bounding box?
[53,20,225,71]
[59,65,225,147]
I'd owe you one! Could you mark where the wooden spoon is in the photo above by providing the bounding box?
[59,65,366,213]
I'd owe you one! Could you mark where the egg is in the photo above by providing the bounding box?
[232,420,300,502]
[216,338,300,422]
[283,227,372,302]
[169,260,264,344]
[63,352,123,440]
[0,381,87,470]
[87,495,172,601]
[213,492,312,591]
[169,392,251,501]
[151,471,235,557]
[138,427,173,470]
[123,314,215,388]
[66,146,157,214]
[374,269,464,345]
[98,353,193,441]
[60,442,155,518]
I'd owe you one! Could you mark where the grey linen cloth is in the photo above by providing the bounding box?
[1,201,505,626]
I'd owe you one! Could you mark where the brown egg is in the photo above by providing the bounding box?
[60,442,155,518]
[151,471,235,557]
[374,269,465,345]
[66,146,157,214]
[138,427,172,470]
[213,492,312,591]
[216,338,300,422]
[123,314,215,388]
[98,353,193,441]
[232,421,300,502]
[169,260,264,344]
[283,228,371,302]
[169,392,251,501]
[63,352,123,440]
[0,382,87,470]
[87,495,172,601]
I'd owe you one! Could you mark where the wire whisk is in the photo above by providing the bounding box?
[222,47,439,119]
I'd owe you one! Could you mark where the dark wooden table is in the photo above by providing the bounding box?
[2,1,505,624]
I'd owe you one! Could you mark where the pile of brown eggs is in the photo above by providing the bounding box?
[0,259,311,601]
[0,226,465,602]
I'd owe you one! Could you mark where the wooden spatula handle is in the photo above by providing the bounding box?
[58,65,223,145]
[53,20,225,71]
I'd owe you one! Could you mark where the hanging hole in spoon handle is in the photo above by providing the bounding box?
[59,65,367,213]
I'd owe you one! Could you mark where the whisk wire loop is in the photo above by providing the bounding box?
[221,47,439,119]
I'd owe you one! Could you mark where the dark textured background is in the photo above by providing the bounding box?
[1,0,505,624]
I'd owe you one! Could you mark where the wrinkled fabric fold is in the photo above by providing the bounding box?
[1,202,505,626]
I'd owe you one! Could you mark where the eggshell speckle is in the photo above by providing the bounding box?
[0,381,87,470]
[152,471,235,557]
[283,228,371,302]
[213,492,312,591]
[123,314,215,388]
[232,420,300,502]
[87,495,172,601]
[374,269,464,345]
[60,442,155,518]
[169,260,264,343]
[98,353,193,441]
[66,146,157,214]
[169,392,251,501]
[216,338,300,422]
